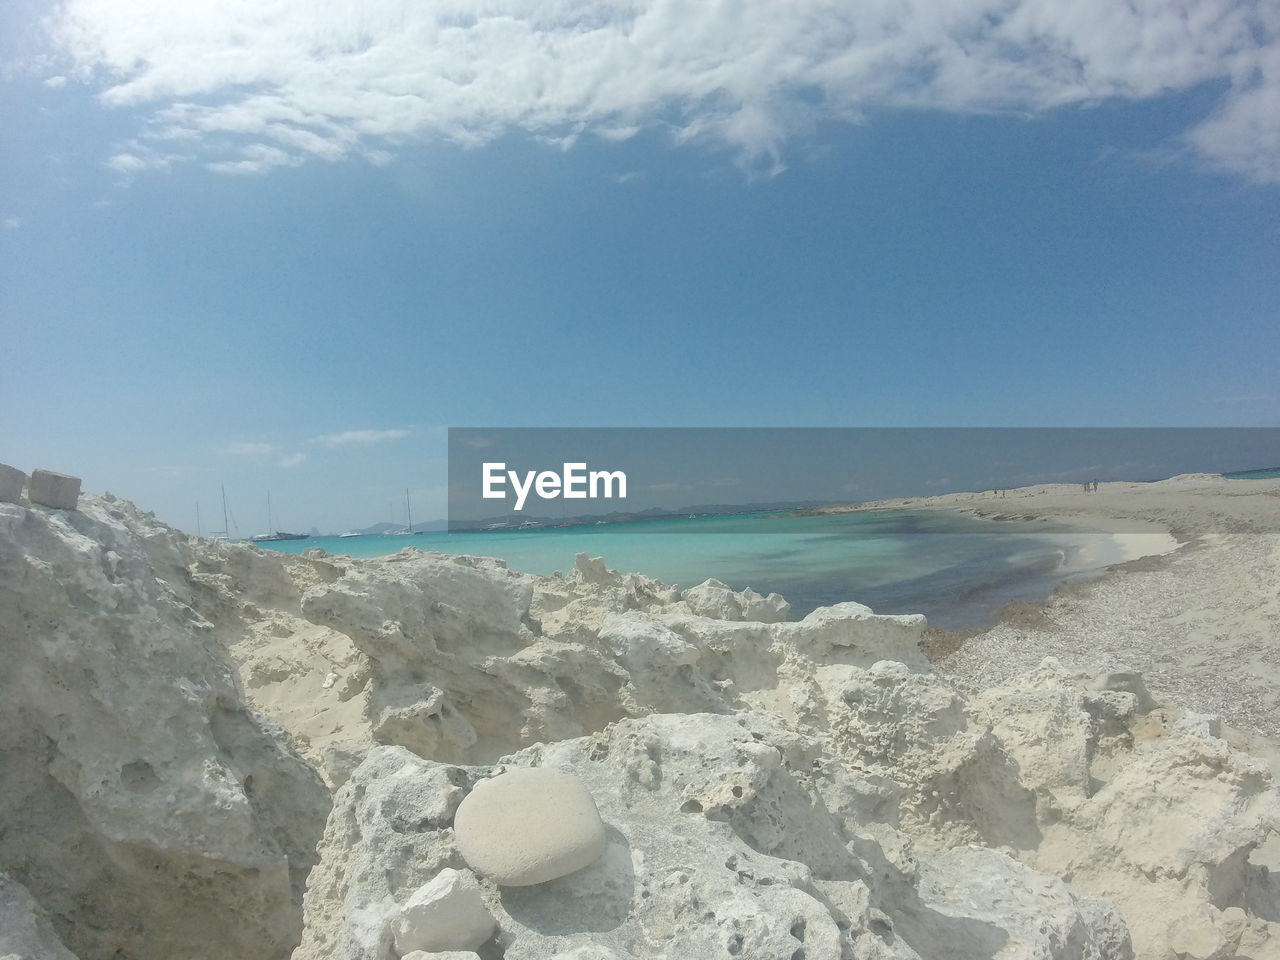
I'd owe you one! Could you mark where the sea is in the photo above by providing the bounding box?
[256,509,1134,631]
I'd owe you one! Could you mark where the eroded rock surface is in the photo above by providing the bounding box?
[297,719,1137,960]
[0,497,329,960]
[4,493,1279,960]
[263,544,1279,960]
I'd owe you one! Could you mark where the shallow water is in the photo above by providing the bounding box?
[257,510,1128,630]
[1225,466,1280,479]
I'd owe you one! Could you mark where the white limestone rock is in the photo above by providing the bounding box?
[0,462,24,504]
[194,529,1280,959]
[1170,709,1223,739]
[455,768,607,886]
[394,869,495,955]
[27,468,80,509]
[912,846,1131,959]
[292,749,481,960]
[681,577,790,622]
[0,496,329,960]
[1089,670,1157,713]
[573,552,613,584]
[0,873,81,960]
[966,660,1280,959]
[21,487,1274,960]
[296,715,1141,960]
[218,539,926,776]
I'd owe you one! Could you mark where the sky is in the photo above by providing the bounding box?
[2,0,1278,534]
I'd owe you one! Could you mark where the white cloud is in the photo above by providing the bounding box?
[1184,45,1280,181]
[278,452,307,468]
[207,143,302,176]
[105,141,189,174]
[2,217,20,230]
[312,428,411,447]
[226,441,275,456]
[105,152,149,173]
[44,0,1280,181]
[44,75,68,88]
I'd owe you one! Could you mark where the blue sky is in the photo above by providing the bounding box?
[2,1,1278,532]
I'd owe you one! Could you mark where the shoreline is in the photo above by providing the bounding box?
[822,474,1280,770]
[8,487,1280,959]
[258,508,1147,632]
[811,471,1280,535]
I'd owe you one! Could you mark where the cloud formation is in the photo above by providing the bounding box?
[46,0,1280,180]
[312,428,411,447]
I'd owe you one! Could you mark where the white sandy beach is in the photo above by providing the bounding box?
[825,474,1280,762]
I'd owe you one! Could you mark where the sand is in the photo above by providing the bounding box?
[820,473,1280,764]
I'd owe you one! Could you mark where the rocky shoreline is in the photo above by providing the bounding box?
[3,487,1279,959]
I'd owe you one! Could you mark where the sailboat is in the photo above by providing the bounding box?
[210,485,234,541]
[251,491,308,542]
[392,488,417,535]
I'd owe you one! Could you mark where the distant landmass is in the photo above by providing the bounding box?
[449,500,830,532]
[351,519,448,536]
[313,502,838,538]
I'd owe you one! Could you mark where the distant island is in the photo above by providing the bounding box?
[446,499,830,533]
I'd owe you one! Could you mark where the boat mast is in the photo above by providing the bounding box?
[221,485,229,538]
[196,502,201,538]
[406,488,413,534]
[268,491,273,534]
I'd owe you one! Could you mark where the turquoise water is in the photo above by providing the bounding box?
[256,510,1128,630]
[1225,466,1280,479]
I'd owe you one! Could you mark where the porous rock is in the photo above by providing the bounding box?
[394,868,495,954]
[454,768,607,886]
[0,496,329,960]
[278,557,1280,959]
[297,717,1138,960]
[10,489,1280,960]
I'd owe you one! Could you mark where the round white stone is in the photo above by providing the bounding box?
[453,768,607,886]
[394,868,495,955]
